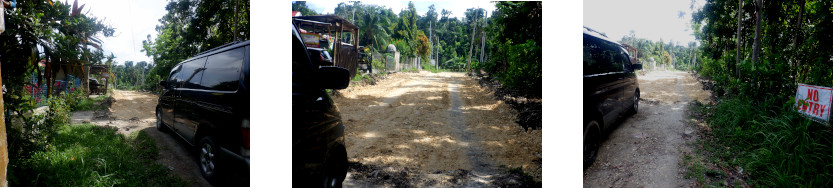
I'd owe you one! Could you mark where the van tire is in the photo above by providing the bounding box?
[584,120,601,169]
[199,136,219,182]
[323,145,347,188]
[628,89,640,115]
[156,109,167,132]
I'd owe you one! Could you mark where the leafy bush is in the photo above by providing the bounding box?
[10,124,186,186]
[421,61,441,73]
[704,97,833,187]
[499,39,542,92]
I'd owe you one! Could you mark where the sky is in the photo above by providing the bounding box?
[304,1,497,21]
[584,0,706,46]
[71,0,169,65]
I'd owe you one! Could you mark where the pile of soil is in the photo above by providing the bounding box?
[474,74,542,130]
[351,73,389,87]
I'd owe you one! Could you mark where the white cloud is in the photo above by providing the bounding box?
[74,0,169,65]
[584,0,704,45]
[304,0,496,20]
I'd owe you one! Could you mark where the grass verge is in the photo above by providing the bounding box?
[9,123,186,186]
[686,97,833,187]
[73,95,108,111]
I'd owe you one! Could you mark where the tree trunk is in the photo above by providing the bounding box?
[735,0,743,78]
[751,0,763,64]
[480,11,487,64]
[0,59,9,186]
[467,10,478,73]
[792,0,804,49]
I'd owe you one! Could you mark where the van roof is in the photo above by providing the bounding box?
[181,40,250,63]
[583,27,621,46]
[583,27,634,59]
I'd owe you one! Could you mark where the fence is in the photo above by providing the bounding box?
[368,52,430,73]
[24,73,82,107]
[335,42,359,78]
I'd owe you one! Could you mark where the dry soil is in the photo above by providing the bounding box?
[583,70,711,187]
[336,71,542,187]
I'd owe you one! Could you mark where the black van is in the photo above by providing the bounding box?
[583,27,642,169]
[292,24,351,187]
[155,41,250,184]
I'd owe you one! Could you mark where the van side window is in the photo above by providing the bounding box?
[202,47,244,91]
[604,41,624,73]
[180,57,207,89]
[619,48,632,71]
[584,35,608,75]
[168,65,182,87]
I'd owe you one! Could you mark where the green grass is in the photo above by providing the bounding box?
[73,95,108,111]
[9,124,187,186]
[698,97,833,187]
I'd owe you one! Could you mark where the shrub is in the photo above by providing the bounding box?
[705,97,833,186]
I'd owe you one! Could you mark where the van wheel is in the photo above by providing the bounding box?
[629,90,640,115]
[199,136,218,182]
[323,145,347,188]
[156,110,166,131]
[584,120,601,169]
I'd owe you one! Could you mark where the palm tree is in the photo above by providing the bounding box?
[361,6,391,52]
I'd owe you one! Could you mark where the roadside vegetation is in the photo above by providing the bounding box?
[10,124,186,186]
[6,90,185,186]
[0,0,246,185]
[681,0,833,186]
[293,1,542,95]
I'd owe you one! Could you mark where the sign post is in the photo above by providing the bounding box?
[795,83,833,124]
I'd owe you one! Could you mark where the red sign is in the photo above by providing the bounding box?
[795,83,833,122]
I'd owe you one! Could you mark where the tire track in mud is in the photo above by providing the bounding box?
[447,78,496,182]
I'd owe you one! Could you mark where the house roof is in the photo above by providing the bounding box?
[292,15,359,31]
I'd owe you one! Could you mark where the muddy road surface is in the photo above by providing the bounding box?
[583,71,711,187]
[335,72,542,187]
[71,90,212,186]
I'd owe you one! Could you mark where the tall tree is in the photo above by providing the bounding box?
[292,1,319,16]
[736,0,743,77]
[751,0,763,64]
[466,8,479,72]
[143,0,250,92]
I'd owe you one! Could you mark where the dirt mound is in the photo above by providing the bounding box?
[475,74,542,130]
[109,90,158,122]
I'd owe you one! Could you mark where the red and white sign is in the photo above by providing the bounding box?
[795,83,833,122]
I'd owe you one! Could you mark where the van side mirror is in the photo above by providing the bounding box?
[633,64,643,70]
[313,66,350,89]
[307,48,334,66]
[159,81,167,87]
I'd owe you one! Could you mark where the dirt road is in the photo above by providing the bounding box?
[583,71,711,187]
[70,90,211,186]
[335,72,542,187]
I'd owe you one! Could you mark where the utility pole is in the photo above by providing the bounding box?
[429,21,433,68]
